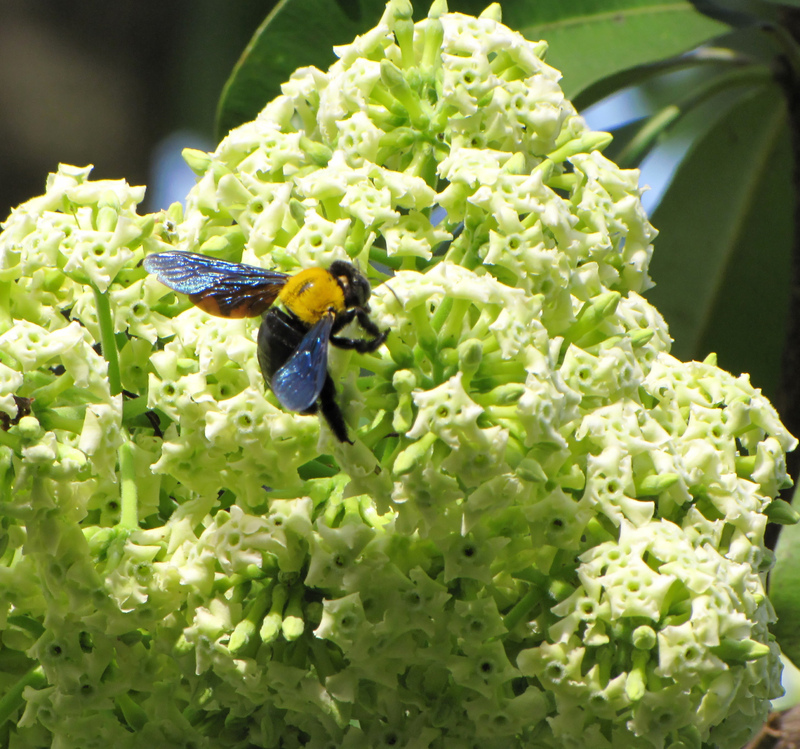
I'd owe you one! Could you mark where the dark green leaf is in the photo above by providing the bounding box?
[611,62,774,169]
[692,0,782,26]
[647,82,792,401]
[576,22,785,113]
[602,118,650,165]
[751,0,800,9]
[574,53,709,113]
[770,486,800,667]
[509,0,730,100]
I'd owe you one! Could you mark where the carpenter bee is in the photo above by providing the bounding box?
[143,251,388,443]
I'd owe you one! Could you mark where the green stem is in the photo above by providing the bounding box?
[438,298,471,348]
[29,373,74,408]
[502,588,543,632]
[0,282,11,329]
[403,142,433,179]
[617,65,772,168]
[321,197,343,221]
[309,638,338,679]
[36,412,84,434]
[352,351,395,380]
[368,246,403,271]
[6,616,44,639]
[408,305,438,355]
[92,285,122,396]
[0,458,10,502]
[430,295,454,331]
[0,665,47,726]
[0,430,21,453]
[122,396,150,423]
[116,692,148,731]
[360,412,396,450]
[117,441,139,530]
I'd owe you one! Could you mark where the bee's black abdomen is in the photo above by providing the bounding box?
[257,309,306,388]
[258,308,352,443]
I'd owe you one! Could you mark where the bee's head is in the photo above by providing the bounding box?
[330,260,372,309]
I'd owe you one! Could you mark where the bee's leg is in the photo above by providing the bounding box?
[315,375,353,444]
[353,308,384,339]
[330,309,357,332]
[330,331,388,353]
[330,307,388,352]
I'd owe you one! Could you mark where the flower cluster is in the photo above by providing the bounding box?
[0,1,794,748]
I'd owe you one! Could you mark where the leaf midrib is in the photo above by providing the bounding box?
[525,3,710,34]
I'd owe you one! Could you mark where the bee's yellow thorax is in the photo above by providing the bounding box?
[278,267,346,325]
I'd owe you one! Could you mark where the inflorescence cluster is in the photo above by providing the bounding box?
[0,2,795,747]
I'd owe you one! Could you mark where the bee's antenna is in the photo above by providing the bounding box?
[384,283,401,305]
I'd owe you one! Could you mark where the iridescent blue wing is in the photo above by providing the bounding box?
[271,313,334,412]
[143,251,287,318]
